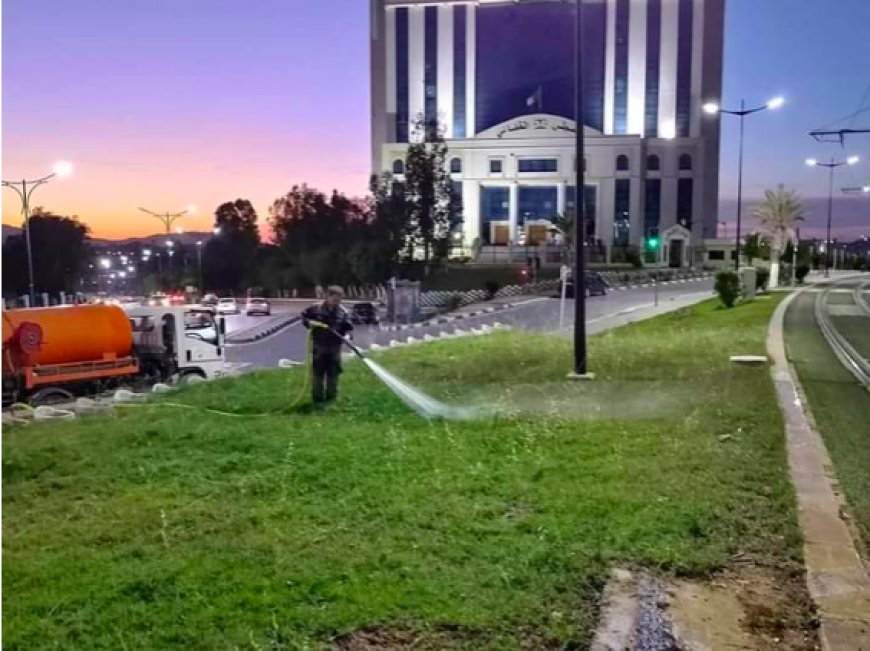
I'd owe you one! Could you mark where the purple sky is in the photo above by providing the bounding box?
[3,0,869,239]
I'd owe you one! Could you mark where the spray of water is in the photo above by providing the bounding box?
[363,358,478,421]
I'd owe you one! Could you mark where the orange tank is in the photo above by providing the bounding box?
[2,304,133,367]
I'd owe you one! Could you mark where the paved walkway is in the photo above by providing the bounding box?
[769,287,870,650]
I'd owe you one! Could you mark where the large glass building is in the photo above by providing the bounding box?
[370,0,725,267]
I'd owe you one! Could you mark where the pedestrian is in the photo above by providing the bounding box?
[301,286,353,405]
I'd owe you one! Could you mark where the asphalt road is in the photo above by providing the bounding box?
[226,279,714,368]
[220,301,307,336]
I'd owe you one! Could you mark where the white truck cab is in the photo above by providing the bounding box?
[125,306,229,382]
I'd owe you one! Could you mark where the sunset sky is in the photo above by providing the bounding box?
[3,0,869,240]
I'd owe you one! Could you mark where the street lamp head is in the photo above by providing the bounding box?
[847,155,860,165]
[52,161,74,178]
[213,227,222,235]
[142,248,151,256]
[166,240,174,248]
[702,102,720,115]
[175,226,185,234]
[766,96,785,110]
[186,204,197,214]
[863,186,870,194]
[99,258,111,269]
[805,158,818,167]
[118,271,127,279]
[196,240,203,247]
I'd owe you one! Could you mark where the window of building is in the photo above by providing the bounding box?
[395,8,409,143]
[518,186,557,224]
[489,158,504,174]
[677,178,693,229]
[679,153,692,171]
[646,154,660,171]
[708,250,725,260]
[613,0,630,134]
[424,7,438,125]
[518,158,558,173]
[644,0,662,137]
[453,6,467,138]
[566,186,598,242]
[480,186,509,244]
[676,0,693,137]
[613,179,631,247]
[392,159,405,175]
[449,157,462,174]
[474,2,606,133]
[644,179,661,236]
[616,154,630,172]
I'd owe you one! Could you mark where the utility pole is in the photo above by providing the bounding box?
[569,0,590,379]
[806,156,859,278]
[139,205,195,234]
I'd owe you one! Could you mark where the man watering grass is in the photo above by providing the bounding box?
[301,286,353,405]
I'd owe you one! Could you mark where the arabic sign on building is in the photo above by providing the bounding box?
[494,116,577,139]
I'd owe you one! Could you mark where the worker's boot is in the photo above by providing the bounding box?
[325,375,339,403]
[311,372,326,404]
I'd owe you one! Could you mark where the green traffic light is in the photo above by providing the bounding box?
[646,237,660,250]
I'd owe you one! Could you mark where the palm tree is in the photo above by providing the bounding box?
[753,185,804,288]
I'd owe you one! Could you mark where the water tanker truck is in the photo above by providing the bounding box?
[3,304,229,405]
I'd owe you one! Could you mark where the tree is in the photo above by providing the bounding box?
[203,199,260,293]
[2,208,90,297]
[753,185,804,288]
[403,117,462,267]
[742,232,770,265]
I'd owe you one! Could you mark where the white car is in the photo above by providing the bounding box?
[245,297,271,316]
[217,297,239,314]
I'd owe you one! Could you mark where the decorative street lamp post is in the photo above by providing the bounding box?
[703,97,785,270]
[806,156,859,277]
[2,161,74,304]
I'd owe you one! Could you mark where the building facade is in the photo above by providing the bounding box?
[370,0,725,266]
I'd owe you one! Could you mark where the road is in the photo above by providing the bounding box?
[227,279,714,368]
[220,300,307,337]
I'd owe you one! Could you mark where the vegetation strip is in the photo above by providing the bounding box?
[4,298,814,648]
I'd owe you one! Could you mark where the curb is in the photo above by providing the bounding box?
[768,287,870,650]
[226,316,301,344]
[379,301,517,332]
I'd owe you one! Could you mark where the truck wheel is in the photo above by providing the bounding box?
[29,387,75,407]
[179,370,206,386]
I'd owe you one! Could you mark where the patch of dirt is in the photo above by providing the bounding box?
[593,565,819,650]
[669,566,818,650]
[332,625,565,650]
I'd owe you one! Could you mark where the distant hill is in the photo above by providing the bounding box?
[2,224,22,242]
[2,224,214,248]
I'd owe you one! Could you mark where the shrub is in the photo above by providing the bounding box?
[483,280,500,299]
[625,245,643,268]
[444,293,464,311]
[715,270,740,308]
[795,264,810,284]
[755,267,770,291]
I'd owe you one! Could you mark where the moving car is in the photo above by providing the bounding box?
[217,297,239,314]
[245,297,271,316]
[201,293,219,308]
[565,271,608,298]
[350,301,379,325]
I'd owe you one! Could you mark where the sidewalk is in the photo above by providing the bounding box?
[769,287,870,650]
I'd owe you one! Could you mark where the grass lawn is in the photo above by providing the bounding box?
[3,298,806,649]
[785,291,870,555]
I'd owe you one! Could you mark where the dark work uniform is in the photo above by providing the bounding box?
[301,302,353,403]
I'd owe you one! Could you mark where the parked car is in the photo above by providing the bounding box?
[148,292,169,307]
[565,271,608,298]
[350,302,379,325]
[245,297,271,316]
[201,293,219,307]
[217,297,239,314]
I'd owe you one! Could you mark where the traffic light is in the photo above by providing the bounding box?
[645,228,660,251]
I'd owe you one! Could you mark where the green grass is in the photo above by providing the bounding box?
[3,298,804,649]
[785,292,870,555]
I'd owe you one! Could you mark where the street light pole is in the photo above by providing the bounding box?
[2,162,74,305]
[806,156,859,278]
[139,205,196,235]
[571,0,589,378]
[196,241,204,293]
[703,97,784,271]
